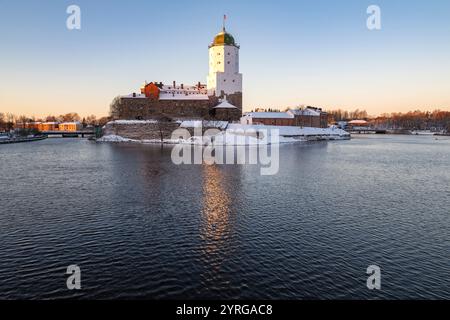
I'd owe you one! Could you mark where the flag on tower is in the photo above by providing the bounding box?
[223,14,227,31]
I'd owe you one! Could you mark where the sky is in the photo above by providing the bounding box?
[0,0,450,118]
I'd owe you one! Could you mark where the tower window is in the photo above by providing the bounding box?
[227,61,230,64]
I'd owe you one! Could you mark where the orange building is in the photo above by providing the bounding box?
[58,122,82,132]
[39,122,58,131]
[140,82,161,100]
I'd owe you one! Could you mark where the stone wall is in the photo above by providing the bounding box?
[103,121,181,140]
[111,92,242,122]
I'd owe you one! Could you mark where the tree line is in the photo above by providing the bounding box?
[0,112,110,131]
[327,109,450,131]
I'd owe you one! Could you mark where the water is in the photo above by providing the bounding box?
[0,135,449,299]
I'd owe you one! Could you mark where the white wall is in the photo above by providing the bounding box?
[207,45,242,96]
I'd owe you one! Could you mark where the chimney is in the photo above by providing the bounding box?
[181,83,184,89]
[173,80,176,88]
[197,81,201,89]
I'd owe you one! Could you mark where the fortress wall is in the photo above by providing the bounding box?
[113,94,242,122]
[103,121,181,140]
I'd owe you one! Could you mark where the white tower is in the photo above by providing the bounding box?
[207,23,242,97]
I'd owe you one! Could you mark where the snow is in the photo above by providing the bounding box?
[180,120,229,130]
[348,120,368,125]
[108,120,159,125]
[213,99,237,109]
[97,135,134,142]
[228,124,350,138]
[60,121,81,125]
[161,84,207,92]
[243,112,294,119]
[288,108,322,116]
[159,93,209,100]
[98,124,349,145]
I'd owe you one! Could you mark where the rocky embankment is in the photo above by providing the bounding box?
[99,120,350,144]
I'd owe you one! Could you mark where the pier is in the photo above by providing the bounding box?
[42,130,95,138]
[348,128,387,134]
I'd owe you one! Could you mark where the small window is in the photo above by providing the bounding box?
[227,61,230,64]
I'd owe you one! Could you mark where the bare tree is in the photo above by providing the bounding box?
[154,114,172,143]
[86,114,97,125]
[109,96,122,119]
[18,115,28,129]
[0,112,5,131]
[61,113,81,122]
[46,115,57,122]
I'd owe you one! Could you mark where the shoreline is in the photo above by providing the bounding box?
[97,123,351,145]
[0,135,48,145]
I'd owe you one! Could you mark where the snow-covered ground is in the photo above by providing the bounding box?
[228,124,349,138]
[97,122,350,145]
[108,120,159,125]
[179,120,229,130]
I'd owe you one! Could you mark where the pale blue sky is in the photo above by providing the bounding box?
[1,0,449,117]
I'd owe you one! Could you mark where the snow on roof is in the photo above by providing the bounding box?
[60,122,81,125]
[289,108,322,116]
[162,84,206,91]
[348,120,368,124]
[213,98,237,109]
[244,112,294,119]
[303,108,321,116]
[159,93,209,101]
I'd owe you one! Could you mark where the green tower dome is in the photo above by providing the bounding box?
[211,29,238,47]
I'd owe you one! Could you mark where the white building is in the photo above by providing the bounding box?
[207,26,243,97]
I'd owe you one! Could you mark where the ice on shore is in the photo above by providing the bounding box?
[96,134,134,142]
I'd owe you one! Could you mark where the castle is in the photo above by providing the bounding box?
[111,23,243,122]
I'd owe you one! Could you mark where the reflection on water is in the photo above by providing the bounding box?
[0,136,449,299]
[201,165,232,256]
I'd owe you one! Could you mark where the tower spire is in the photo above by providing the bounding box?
[223,14,227,32]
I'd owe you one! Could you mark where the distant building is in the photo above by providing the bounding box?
[241,107,328,128]
[241,112,295,126]
[348,120,369,130]
[288,107,328,128]
[41,122,59,131]
[59,122,82,132]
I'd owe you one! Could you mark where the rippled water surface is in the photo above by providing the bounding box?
[0,135,449,299]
